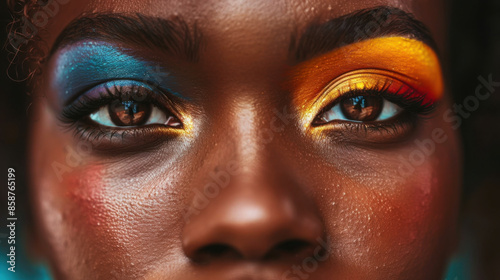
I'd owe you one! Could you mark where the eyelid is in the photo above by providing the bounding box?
[82,80,155,100]
[311,69,418,107]
[50,41,184,105]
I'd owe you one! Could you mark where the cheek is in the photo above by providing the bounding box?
[29,104,124,277]
[29,102,188,278]
[320,138,461,277]
[52,160,188,275]
[298,112,462,278]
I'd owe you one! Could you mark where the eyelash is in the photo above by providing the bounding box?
[311,79,438,140]
[59,82,181,143]
[316,80,436,119]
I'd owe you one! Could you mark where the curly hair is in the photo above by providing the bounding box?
[6,0,49,83]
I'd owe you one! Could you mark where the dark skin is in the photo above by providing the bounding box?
[27,0,461,279]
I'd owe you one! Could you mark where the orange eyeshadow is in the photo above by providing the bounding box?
[288,36,443,127]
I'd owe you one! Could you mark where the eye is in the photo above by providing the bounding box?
[313,95,403,124]
[90,100,182,128]
[61,80,185,135]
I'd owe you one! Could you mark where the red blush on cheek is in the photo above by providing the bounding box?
[63,164,110,227]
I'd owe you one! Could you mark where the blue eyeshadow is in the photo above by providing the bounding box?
[52,41,181,103]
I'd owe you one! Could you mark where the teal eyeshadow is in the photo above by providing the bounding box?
[53,41,182,103]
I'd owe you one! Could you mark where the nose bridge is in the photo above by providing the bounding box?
[217,93,287,173]
[231,99,263,168]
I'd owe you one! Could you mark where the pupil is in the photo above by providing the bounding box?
[340,96,383,121]
[109,100,151,126]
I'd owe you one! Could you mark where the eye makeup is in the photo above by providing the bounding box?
[289,36,443,132]
[51,41,182,105]
[58,80,191,150]
[51,41,195,148]
[60,79,182,127]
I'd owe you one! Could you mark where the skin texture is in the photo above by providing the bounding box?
[28,0,461,279]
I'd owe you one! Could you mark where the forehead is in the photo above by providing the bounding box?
[41,0,445,52]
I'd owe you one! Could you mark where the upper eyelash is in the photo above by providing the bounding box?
[316,79,437,119]
[59,82,175,125]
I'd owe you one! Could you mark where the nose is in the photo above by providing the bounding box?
[182,168,325,263]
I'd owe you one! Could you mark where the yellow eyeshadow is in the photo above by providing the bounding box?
[289,36,444,128]
[178,108,195,137]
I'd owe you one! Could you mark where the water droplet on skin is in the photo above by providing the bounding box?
[328,4,332,10]
[332,202,336,206]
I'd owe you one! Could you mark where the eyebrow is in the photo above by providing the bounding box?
[49,13,203,62]
[289,6,438,63]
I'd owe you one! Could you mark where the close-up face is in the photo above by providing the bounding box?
[26,0,462,279]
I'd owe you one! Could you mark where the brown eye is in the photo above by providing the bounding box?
[89,99,182,128]
[313,95,403,125]
[340,96,383,122]
[109,100,152,126]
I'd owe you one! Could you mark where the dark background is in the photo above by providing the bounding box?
[0,0,499,279]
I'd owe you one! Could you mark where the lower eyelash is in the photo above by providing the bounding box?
[65,121,179,153]
[324,112,419,144]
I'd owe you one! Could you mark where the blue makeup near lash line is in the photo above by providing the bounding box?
[53,41,183,103]
[82,79,156,100]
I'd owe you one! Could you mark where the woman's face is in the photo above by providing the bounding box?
[29,0,461,279]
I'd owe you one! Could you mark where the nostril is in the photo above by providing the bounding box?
[265,239,315,260]
[192,244,242,263]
